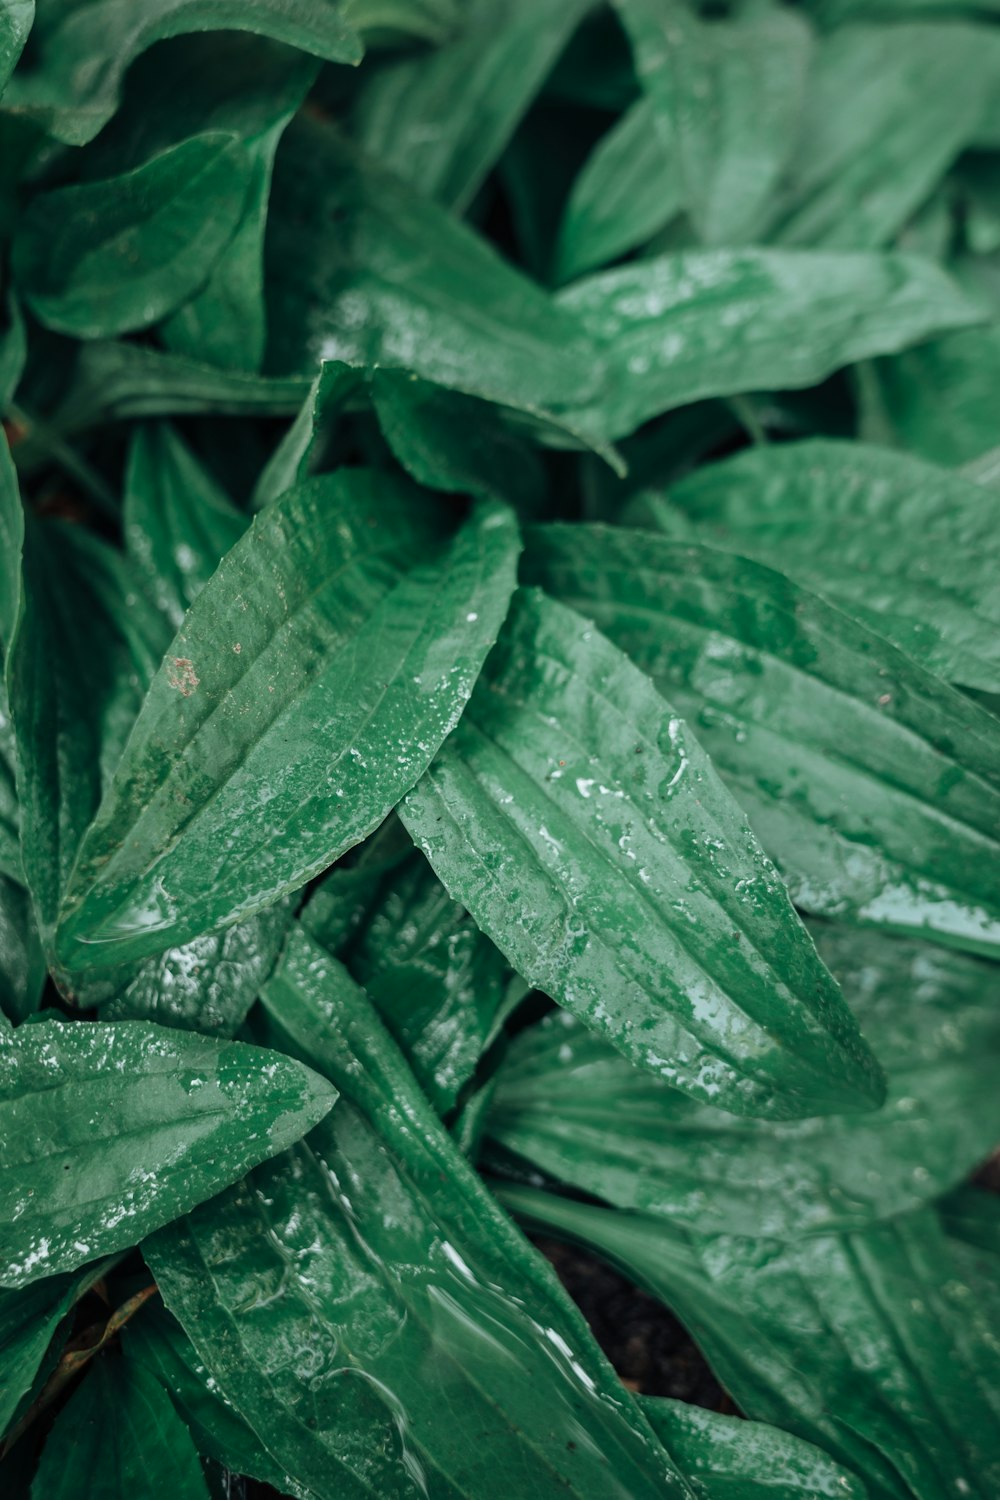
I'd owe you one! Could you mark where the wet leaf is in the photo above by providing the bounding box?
[0,1016,336,1288]
[658,437,1000,691]
[402,587,884,1119]
[55,472,519,972]
[0,0,30,99]
[488,925,1000,1238]
[500,1186,1000,1500]
[0,1258,112,1438]
[145,924,695,1500]
[528,525,1000,955]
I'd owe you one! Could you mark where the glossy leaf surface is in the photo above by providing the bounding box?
[528,525,1000,955]
[402,588,883,1119]
[659,438,1000,691]
[0,0,30,98]
[613,0,812,245]
[641,1397,869,1500]
[31,1354,210,1500]
[13,135,253,338]
[0,1017,336,1287]
[488,925,1000,1238]
[557,248,980,439]
[55,472,519,971]
[146,925,694,1500]
[503,1185,1000,1500]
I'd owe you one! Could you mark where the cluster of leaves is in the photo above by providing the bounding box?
[1,0,1000,1495]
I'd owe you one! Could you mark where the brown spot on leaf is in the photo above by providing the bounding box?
[167,657,199,696]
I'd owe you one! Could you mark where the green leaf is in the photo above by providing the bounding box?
[556,248,981,440]
[554,99,682,286]
[771,23,999,251]
[31,1355,210,1500]
[298,810,413,953]
[250,361,362,510]
[401,587,883,1119]
[870,324,1000,466]
[125,423,246,631]
[101,898,295,1037]
[658,438,1000,691]
[342,0,459,45]
[328,847,512,1114]
[264,116,601,415]
[0,0,31,99]
[55,472,520,972]
[527,525,1000,955]
[352,0,593,213]
[0,683,20,884]
[8,0,363,146]
[0,1016,336,1288]
[640,1398,869,1500]
[124,1309,305,1498]
[487,925,1000,1238]
[500,1186,1000,1500]
[612,0,813,245]
[0,431,22,658]
[0,1258,113,1439]
[146,924,695,1500]
[7,518,169,959]
[0,876,44,1024]
[13,134,254,339]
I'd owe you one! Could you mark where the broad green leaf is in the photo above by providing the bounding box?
[640,1398,869,1500]
[264,116,601,416]
[0,1017,336,1288]
[500,1186,1000,1500]
[55,472,520,972]
[554,98,682,286]
[0,295,25,410]
[13,134,253,339]
[0,0,31,99]
[298,810,413,954]
[0,1257,113,1438]
[328,847,512,1114]
[146,925,695,1500]
[766,23,999,250]
[557,248,980,440]
[657,438,1000,691]
[124,1310,304,1498]
[342,0,458,44]
[102,898,295,1037]
[487,925,1000,1238]
[401,588,884,1119]
[125,423,246,630]
[0,430,22,656]
[0,683,19,883]
[528,526,1000,955]
[612,0,812,246]
[370,369,547,514]
[352,0,592,213]
[6,517,169,960]
[7,0,363,146]
[31,1355,210,1500]
[0,876,44,1024]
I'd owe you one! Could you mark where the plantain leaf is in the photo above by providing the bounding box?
[528,525,1000,955]
[55,472,519,973]
[557,248,981,440]
[31,1354,210,1500]
[0,1257,114,1438]
[401,587,883,1119]
[124,422,246,631]
[0,0,30,99]
[7,0,363,145]
[13,134,255,338]
[656,438,1000,691]
[487,925,1000,1238]
[500,1186,1000,1500]
[612,0,813,246]
[870,324,1000,467]
[353,0,593,213]
[640,1398,869,1500]
[145,924,696,1500]
[0,1017,336,1288]
[0,875,44,1024]
[554,98,682,286]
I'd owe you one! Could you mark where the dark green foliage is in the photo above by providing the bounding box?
[1,4,998,1497]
